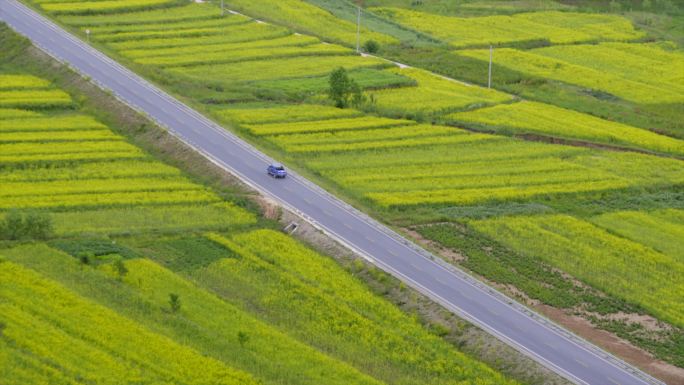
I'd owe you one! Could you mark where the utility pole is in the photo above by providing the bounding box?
[221,0,224,16]
[356,5,361,53]
[488,45,493,89]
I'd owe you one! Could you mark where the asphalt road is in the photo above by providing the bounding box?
[0,2,663,384]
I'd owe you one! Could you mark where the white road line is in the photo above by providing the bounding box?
[574,358,590,368]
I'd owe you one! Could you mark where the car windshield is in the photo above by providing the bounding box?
[273,165,284,170]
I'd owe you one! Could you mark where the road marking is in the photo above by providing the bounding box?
[343,222,353,230]
[364,235,376,243]
[435,276,449,286]
[410,262,424,272]
[322,209,333,217]
[543,341,556,350]
[607,376,621,385]
[511,323,525,332]
[487,307,500,316]
[574,358,589,368]
[388,249,398,257]
[282,185,293,192]
[302,197,313,205]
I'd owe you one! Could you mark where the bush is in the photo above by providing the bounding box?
[0,210,54,240]
[363,40,380,54]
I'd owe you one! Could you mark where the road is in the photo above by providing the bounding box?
[0,2,663,384]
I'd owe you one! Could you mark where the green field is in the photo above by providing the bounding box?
[0,19,529,385]
[16,0,684,377]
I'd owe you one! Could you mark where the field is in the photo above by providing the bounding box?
[0,259,259,385]
[20,0,684,377]
[219,0,397,46]
[457,42,684,104]
[470,214,684,327]
[370,8,645,47]
[0,20,526,385]
[368,67,513,117]
[591,209,684,262]
[0,75,253,233]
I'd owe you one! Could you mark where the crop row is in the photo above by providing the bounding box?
[0,90,73,108]
[449,100,684,156]
[88,13,249,35]
[274,129,485,154]
[39,0,181,15]
[0,74,51,90]
[138,43,352,67]
[353,166,619,194]
[245,116,412,136]
[94,16,252,43]
[0,150,145,164]
[0,189,220,209]
[471,214,684,327]
[371,8,643,47]
[207,231,517,385]
[332,157,591,184]
[1,176,205,198]
[0,108,42,119]
[272,124,465,147]
[109,22,290,51]
[216,103,362,124]
[49,203,256,235]
[0,159,181,182]
[0,129,120,143]
[0,115,108,132]
[60,2,220,26]
[1,140,140,156]
[168,54,390,84]
[122,34,320,60]
[0,260,258,385]
[368,179,629,206]
[253,68,415,94]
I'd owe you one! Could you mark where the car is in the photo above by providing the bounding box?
[267,163,287,178]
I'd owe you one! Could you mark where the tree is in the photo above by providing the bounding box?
[328,67,365,108]
[169,293,181,313]
[237,331,250,348]
[363,40,379,54]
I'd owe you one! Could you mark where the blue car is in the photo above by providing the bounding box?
[267,163,287,178]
